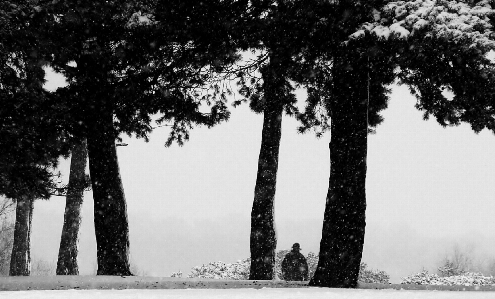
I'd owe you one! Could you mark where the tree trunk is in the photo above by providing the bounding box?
[309,51,369,288]
[56,138,88,275]
[9,197,34,276]
[249,59,285,280]
[86,108,132,276]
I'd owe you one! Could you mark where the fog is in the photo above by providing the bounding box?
[30,77,495,283]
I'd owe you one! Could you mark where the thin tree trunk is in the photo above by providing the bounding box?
[309,51,368,288]
[86,108,132,276]
[0,199,14,275]
[56,138,88,275]
[9,197,34,276]
[249,59,285,280]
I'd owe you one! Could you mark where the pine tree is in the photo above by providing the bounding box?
[56,138,89,275]
[307,45,394,288]
[305,0,495,288]
[237,1,326,280]
[248,56,287,280]
[9,198,33,276]
[303,6,394,286]
[39,0,250,275]
[0,1,70,276]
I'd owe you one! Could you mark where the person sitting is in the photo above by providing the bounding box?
[281,243,308,281]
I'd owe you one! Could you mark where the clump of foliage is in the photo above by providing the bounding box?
[171,251,390,284]
[402,249,495,286]
[401,270,495,286]
[358,262,391,284]
[185,260,250,280]
[438,260,467,277]
[437,246,473,277]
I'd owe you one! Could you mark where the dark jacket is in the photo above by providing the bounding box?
[281,251,309,281]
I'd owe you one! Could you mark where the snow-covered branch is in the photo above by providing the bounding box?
[349,0,495,52]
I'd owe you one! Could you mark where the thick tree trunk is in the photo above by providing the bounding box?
[249,59,285,280]
[309,51,369,288]
[9,197,34,276]
[56,138,88,275]
[86,109,132,276]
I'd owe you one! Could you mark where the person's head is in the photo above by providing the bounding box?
[291,243,301,252]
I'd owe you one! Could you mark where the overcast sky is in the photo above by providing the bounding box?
[27,68,495,283]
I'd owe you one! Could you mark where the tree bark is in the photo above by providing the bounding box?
[56,138,88,275]
[9,197,34,276]
[249,59,285,280]
[309,51,369,288]
[86,108,132,276]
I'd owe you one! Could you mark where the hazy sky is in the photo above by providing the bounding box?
[27,68,495,283]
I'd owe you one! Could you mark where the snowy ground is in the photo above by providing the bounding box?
[4,288,495,299]
[0,277,494,298]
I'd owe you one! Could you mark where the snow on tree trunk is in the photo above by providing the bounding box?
[310,51,369,288]
[9,197,33,276]
[249,59,285,281]
[56,138,88,275]
[87,109,131,276]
